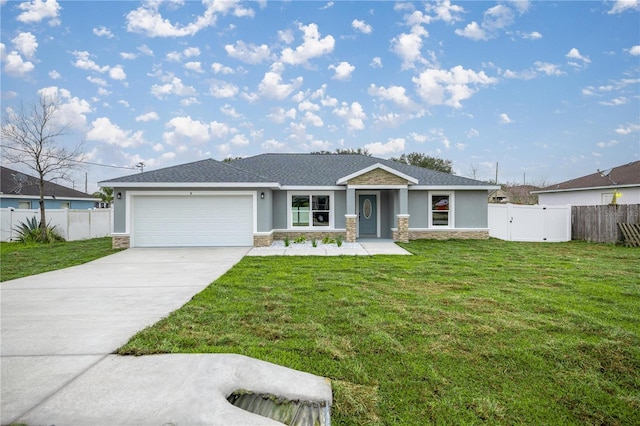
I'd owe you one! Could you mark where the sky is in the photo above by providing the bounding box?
[1,0,639,193]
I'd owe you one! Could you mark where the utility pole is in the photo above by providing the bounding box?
[495,162,498,184]
[85,172,88,193]
[136,162,145,173]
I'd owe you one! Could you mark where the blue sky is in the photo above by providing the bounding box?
[1,0,639,192]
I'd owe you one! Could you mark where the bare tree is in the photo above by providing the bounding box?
[1,94,84,241]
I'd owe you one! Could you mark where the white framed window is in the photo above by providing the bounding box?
[429,192,454,228]
[288,192,333,228]
[60,201,71,209]
[18,201,31,209]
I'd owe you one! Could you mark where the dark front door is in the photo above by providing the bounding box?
[358,194,377,237]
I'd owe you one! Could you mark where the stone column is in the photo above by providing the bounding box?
[345,214,357,242]
[395,214,409,243]
[112,235,130,249]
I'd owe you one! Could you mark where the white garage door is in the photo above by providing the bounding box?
[132,195,253,247]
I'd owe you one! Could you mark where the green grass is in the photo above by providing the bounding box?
[1,237,122,282]
[118,239,640,425]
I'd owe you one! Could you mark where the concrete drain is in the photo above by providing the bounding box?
[227,390,331,426]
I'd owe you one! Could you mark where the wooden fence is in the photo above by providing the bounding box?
[572,204,640,244]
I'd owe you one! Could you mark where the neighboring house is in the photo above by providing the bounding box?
[488,189,509,203]
[0,166,98,210]
[100,154,498,248]
[533,161,640,206]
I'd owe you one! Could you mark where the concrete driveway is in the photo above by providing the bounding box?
[1,247,250,425]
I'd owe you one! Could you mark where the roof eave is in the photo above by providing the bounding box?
[336,163,419,185]
[532,183,640,194]
[99,182,280,189]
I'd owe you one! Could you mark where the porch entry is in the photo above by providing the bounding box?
[358,194,377,237]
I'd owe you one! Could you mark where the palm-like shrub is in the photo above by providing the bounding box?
[13,216,64,243]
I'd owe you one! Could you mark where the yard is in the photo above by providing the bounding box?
[119,239,640,425]
[0,237,121,282]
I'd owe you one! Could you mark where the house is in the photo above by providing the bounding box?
[0,166,98,210]
[100,154,498,248]
[532,161,640,206]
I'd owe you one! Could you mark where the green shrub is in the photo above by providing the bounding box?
[284,237,290,247]
[293,235,306,244]
[336,236,343,247]
[322,235,334,245]
[13,216,64,244]
[312,239,317,247]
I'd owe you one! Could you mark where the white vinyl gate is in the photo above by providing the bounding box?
[488,204,571,242]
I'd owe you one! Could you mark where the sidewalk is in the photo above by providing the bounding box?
[247,239,412,256]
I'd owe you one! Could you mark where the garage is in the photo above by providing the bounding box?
[132,195,253,247]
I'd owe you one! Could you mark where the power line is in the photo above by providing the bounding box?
[0,144,138,171]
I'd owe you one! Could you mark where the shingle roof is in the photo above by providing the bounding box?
[100,158,274,184]
[536,161,640,192]
[1,166,96,199]
[230,153,491,186]
[100,154,494,187]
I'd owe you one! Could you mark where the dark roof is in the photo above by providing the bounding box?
[536,161,640,192]
[100,154,494,187]
[1,166,96,199]
[231,154,490,186]
[100,158,274,184]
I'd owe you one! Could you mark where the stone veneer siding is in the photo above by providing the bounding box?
[407,229,490,240]
[112,235,130,249]
[348,169,409,186]
[395,215,409,243]
[273,230,346,242]
[253,234,274,247]
[345,215,357,242]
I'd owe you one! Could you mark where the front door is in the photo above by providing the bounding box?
[358,194,377,237]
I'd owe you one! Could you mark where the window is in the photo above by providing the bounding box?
[430,193,453,227]
[60,201,71,209]
[18,201,31,209]
[290,193,331,228]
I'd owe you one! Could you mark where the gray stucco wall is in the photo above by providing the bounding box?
[256,189,272,232]
[334,190,346,229]
[454,191,488,228]
[272,190,287,229]
[113,188,127,233]
[408,190,488,229]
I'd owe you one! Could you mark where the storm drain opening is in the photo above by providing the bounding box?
[227,390,331,426]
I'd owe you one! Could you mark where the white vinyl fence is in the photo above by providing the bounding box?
[1,208,113,242]
[488,204,571,242]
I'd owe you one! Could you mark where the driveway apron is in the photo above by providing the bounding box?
[0,247,249,425]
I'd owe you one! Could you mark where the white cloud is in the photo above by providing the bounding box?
[72,50,108,72]
[483,4,515,31]
[320,2,334,10]
[225,41,272,64]
[370,57,382,68]
[258,62,303,100]
[455,21,487,41]
[424,0,465,23]
[352,19,372,34]
[108,65,126,80]
[329,61,355,81]
[499,113,512,124]
[596,140,619,148]
[93,26,114,38]
[184,61,203,73]
[566,48,591,66]
[280,23,335,66]
[138,45,154,56]
[97,87,111,96]
[368,84,418,110]
[135,112,159,122]
[534,61,565,76]
[230,134,250,146]
[333,101,366,131]
[303,111,324,127]
[120,52,137,60]
[184,47,200,57]
[212,62,234,74]
[278,29,294,44]
[298,99,320,111]
[180,97,200,107]
[87,117,145,148]
[615,123,640,134]
[12,32,38,59]
[268,107,297,123]
[49,69,61,79]
[126,0,254,37]
[220,104,242,118]
[599,97,629,106]
[17,0,61,25]
[413,65,497,108]
[210,81,239,98]
[87,76,107,86]
[151,77,197,98]
[262,139,286,150]
[521,31,542,40]
[36,87,92,128]
[608,0,639,14]
[629,45,640,55]
[363,138,405,156]
[1,43,34,77]
[163,116,223,146]
[391,24,430,69]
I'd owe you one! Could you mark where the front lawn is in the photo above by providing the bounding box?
[119,239,640,425]
[1,237,122,282]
